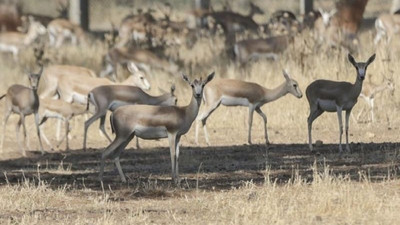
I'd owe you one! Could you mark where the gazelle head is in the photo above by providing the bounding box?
[348,54,376,81]
[159,84,178,106]
[283,70,303,98]
[127,62,151,90]
[249,3,264,16]
[28,16,47,36]
[384,77,395,95]
[182,72,215,100]
[318,8,337,27]
[27,65,43,90]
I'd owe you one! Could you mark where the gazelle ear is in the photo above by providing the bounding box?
[282,69,291,80]
[366,53,376,66]
[318,8,325,15]
[330,8,337,16]
[182,73,190,84]
[348,53,357,67]
[28,15,34,23]
[127,62,139,73]
[204,71,215,85]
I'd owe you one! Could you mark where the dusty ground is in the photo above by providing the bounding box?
[0,112,399,189]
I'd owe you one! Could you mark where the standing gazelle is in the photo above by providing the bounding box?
[0,66,45,156]
[83,85,177,150]
[357,77,394,123]
[306,53,376,152]
[99,72,215,184]
[196,70,303,146]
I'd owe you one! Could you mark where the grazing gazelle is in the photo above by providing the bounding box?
[38,98,87,150]
[233,35,293,64]
[356,77,394,123]
[40,62,150,104]
[0,16,46,60]
[47,18,86,48]
[0,66,44,156]
[196,70,303,146]
[83,84,177,150]
[99,72,215,184]
[101,47,179,81]
[39,64,97,99]
[306,53,376,152]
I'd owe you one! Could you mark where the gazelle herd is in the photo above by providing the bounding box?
[0,1,397,185]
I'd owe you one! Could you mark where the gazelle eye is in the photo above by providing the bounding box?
[293,84,297,88]
[140,77,144,80]
[191,84,194,88]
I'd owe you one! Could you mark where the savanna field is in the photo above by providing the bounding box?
[0,0,400,224]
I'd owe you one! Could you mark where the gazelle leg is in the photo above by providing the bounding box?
[15,117,26,156]
[247,105,255,145]
[113,138,133,183]
[307,106,323,151]
[99,136,128,182]
[135,137,140,149]
[255,107,269,145]
[99,115,112,142]
[19,114,28,151]
[83,112,107,150]
[168,133,177,184]
[64,119,70,150]
[345,109,352,152]
[370,99,375,123]
[336,106,344,152]
[196,101,221,146]
[40,129,53,150]
[56,119,62,141]
[356,105,365,122]
[1,108,12,151]
[174,135,181,185]
[34,113,44,154]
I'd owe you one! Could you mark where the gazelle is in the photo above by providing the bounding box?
[196,70,302,146]
[99,72,215,184]
[101,47,179,80]
[203,2,263,35]
[306,53,376,152]
[47,18,86,48]
[0,16,46,60]
[38,98,87,150]
[356,77,394,123]
[40,62,150,104]
[39,64,97,99]
[313,8,339,46]
[374,13,400,45]
[116,10,157,47]
[233,35,293,64]
[0,66,44,156]
[83,84,177,150]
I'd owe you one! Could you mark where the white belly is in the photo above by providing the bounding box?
[72,93,88,105]
[0,43,18,53]
[43,109,63,120]
[134,125,168,139]
[220,96,250,107]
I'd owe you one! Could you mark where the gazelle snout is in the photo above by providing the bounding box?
[357,68,366,80]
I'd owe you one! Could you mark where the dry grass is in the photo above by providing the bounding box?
[0,0,399,224]
[1,165,400,224]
